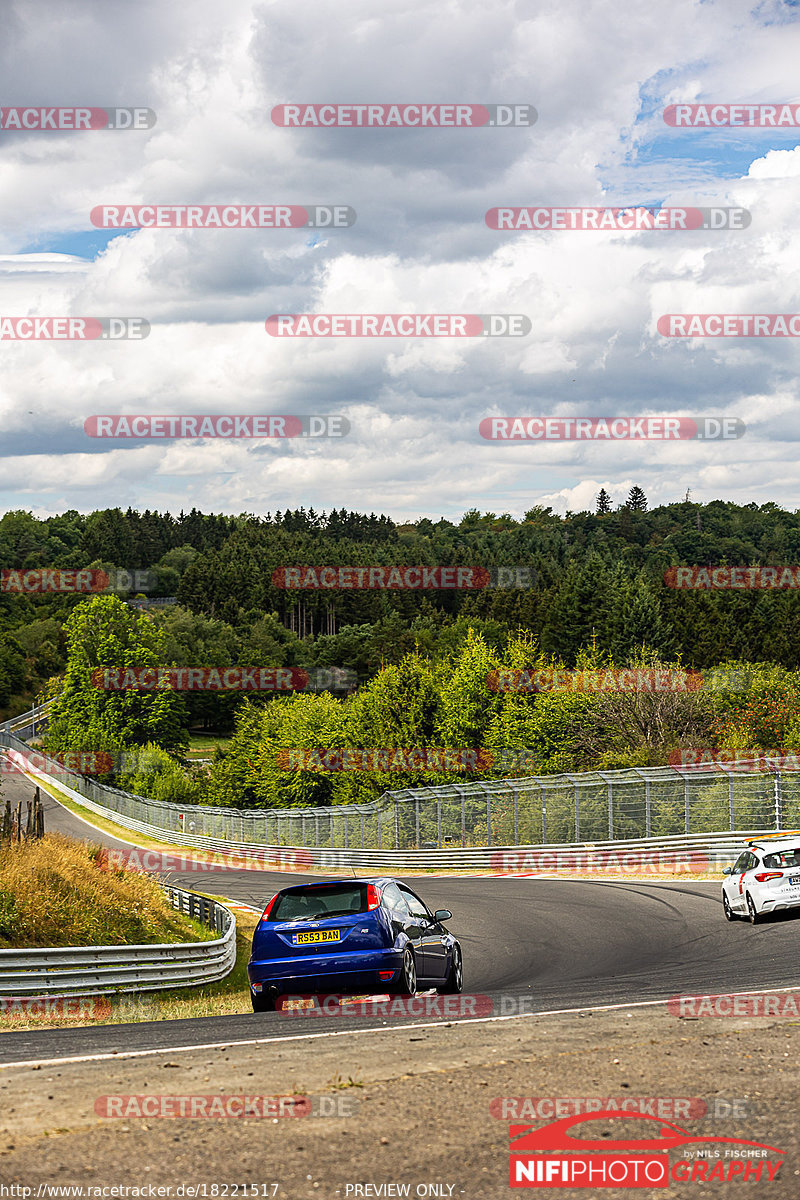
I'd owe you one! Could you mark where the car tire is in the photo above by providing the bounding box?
[746,893,761,925]
[251,990,276,1012]
[391,948,417,996]
[723,892,736,922]
[437,944,463,994]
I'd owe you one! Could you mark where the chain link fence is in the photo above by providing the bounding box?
[1,728,796,852]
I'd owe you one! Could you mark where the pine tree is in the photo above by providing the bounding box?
[596,488,611,515]
[626,486,648,512]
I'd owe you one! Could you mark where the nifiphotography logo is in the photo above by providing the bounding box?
[507,1111,784,1188]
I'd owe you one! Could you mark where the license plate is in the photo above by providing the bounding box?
[294,929,341,945]
[789,877,800,886]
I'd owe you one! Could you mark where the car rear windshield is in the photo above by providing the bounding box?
[763,849,800,868]
[271,883,369,922]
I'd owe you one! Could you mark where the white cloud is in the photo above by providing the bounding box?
[2,0,800,520]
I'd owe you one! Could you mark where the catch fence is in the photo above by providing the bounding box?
[1,729,796,853]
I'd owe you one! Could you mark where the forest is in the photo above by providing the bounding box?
[1,495,800,809]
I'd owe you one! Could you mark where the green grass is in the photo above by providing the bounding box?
[185,732,233,759]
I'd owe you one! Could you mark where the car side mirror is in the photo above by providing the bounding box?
[722,866,733,876]
[433,909,452,922]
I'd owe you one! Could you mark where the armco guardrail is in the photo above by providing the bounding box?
[0,886,236,998]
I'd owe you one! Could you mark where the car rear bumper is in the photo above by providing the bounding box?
[247,947,404,994]
[760,893,800,911]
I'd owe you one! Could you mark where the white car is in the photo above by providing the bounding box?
[722,835,800,923]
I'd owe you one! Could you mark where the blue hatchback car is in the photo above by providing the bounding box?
[247,877,463,1011]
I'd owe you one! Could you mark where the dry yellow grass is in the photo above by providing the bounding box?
[0,833,213,949]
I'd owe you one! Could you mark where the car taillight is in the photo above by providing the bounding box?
[754,872,783,882]
[367,884,382,910]
[260,892,280,921]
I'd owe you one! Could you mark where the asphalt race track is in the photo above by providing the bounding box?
[5,767,800,1066]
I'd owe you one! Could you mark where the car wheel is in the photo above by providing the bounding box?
[437,944,463,994]
[251,990,276,1012]
[723,892,736,922]
[746,893,761,925]
[391,948,417,996]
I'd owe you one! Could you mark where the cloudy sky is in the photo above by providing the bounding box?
[1,0,800,522]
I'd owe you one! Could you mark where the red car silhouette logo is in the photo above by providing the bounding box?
[510,1110,783,1155]
[509,1112,784,1188]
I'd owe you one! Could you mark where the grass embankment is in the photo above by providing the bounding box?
[0,833,214,949]
[0,832,258,1032]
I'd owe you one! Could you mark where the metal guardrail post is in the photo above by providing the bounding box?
[486,787,492,847]
[360,810,365,848]
[775,770,783,829]
[415,797,420,849]
[645,779,651,837]
[540,785,547,843]
[437,797,442,848]
[729,775,735,831]
[394,799,399,850]
[685,777,690,834]
[512,781,519,845]
[597,772,613,839]
[461,788,466,846]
